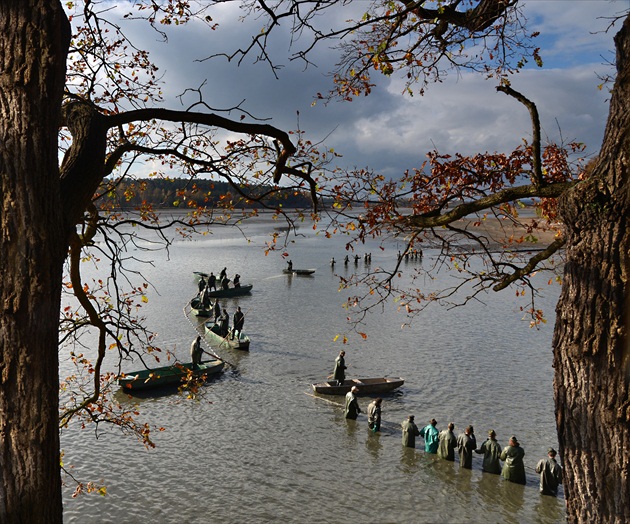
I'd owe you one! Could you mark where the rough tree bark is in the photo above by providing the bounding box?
[0,2,70,522]
[553,14,630,523]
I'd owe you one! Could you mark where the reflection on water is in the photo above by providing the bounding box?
[61,215,565,523]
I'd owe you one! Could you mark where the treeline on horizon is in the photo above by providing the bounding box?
[102,177,314,209]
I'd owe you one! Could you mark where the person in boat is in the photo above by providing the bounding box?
[344,386,361,420]
[457,425,477,469]
[221,275,230,290]
[197,276,206,294]
[332,350,347,386]
[219,267,227,281]
[401,415,421,448]
[232,306,244,340]
[438,422,457,461]
[535,448,562,496]
[475,429,502,474]
[367,398,382,432]
[201,284,212,309]
[190,335,203,368]
[233,273,241,288]
[500,436,526,485]
[218,308,230,337]
[420,418,440,454]
[213,301,221,322]
[287,260,293,271]
[208,272,217,291]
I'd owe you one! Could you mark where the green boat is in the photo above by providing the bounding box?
[207,284,253,298]
[189,296,213,317]
[204,321,251,351]
[118,359,224,391]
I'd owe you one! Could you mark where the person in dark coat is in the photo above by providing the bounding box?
[197,276,206,294]
[218,308,230,337]
[208,272,217,291]
[500,436,526,485]
[332,350,347,386]
[213,301,221,322]
[536,448,563,496]
[190,336,203,368]
[457,425,477,469]
[201,284,212,308]
[401,415,421,448]
[475,429,502,474]
[233,274,241,288]
[438,422,457,461]
[344,386,361,420]
[232,307,245,340]
[367,398,382,432]
[219,267,227,281]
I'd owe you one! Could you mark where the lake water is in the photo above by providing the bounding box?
[60,212,566,523]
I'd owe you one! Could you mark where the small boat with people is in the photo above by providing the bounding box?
[282,268,316,276]
[189,296,213,317]
[207,284,253,298]
[284,260,315,275]
[118,359,224,391]
[204,321,251,351]
[311,377,404,396]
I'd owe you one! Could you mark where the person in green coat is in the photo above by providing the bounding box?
[344,386,361,420]
[457,425,477,469]
[401,415,421,448]
[536,448,563,496]
[332,350,347,386]
[438,422,457,461]
[500,436,526,484]
[475,429,502,474]
[419,418,440,453]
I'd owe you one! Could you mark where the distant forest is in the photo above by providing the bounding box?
[101,178,314,209]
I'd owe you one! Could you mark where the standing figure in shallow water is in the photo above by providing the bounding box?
[475,429,502,474]
[500,436,526,485]
[536,448,562,496]
[438,422,457,461]
[344,386,361,420]
[457,425,477,468]
[401,415,421,448]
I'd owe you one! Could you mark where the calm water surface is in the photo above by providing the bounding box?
[60,214,566,523]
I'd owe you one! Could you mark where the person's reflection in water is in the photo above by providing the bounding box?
[399,446,419,473]
[534,489,566,522]
[498,477,526,516]
[476,468,503,508]
[365,430,382,460]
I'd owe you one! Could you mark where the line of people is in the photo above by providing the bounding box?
[197,267,242,303]
[343,388,562,497]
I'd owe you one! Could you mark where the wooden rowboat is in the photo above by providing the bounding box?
[204,321,251,351]
[311,377,404,395]
[207,284,253,298]
[283,269,316,275]
[119,359,224,391]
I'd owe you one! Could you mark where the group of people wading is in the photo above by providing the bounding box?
[332,351,562,497]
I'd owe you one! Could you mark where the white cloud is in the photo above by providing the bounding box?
[93,1,625,179]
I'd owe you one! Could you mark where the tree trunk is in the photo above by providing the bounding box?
[553,14,630,523]
[0,2,70,522]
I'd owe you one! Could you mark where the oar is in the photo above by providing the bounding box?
[201,347,236,369]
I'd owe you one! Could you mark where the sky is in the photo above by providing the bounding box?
[96,0,628,180]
